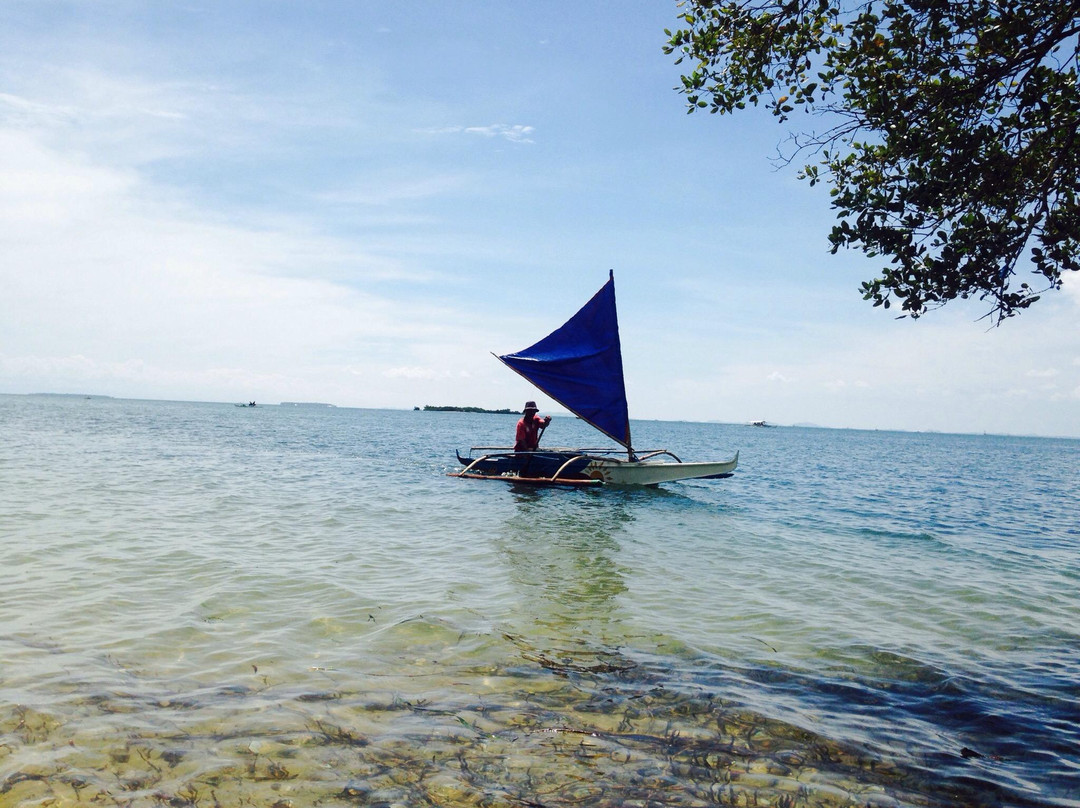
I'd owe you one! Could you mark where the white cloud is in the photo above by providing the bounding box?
[0,91,78,126]
[0,73,211,166]
[316,174,470,207]
[0,122,471,404]
[382,366,447,380]
[0,60,544,409]
[1061,271,1079,302]
[464,124,534,142]
[650,308,1080,435]
[421,124,535,143]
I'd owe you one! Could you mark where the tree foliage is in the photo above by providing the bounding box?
[665,0,1080,322]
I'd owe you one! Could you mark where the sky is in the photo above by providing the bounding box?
[1,1,1078,437]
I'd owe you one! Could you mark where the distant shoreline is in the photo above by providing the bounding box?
[418,405,517,414]
[3,394,1075,439]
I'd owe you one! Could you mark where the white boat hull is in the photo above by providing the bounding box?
[584,452,738,485]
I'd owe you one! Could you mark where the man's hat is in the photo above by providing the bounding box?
[523,401,539,413]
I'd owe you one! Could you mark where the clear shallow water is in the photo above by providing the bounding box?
[1,394,1078,807]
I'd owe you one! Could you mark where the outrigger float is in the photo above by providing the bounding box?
[451,271,739,488]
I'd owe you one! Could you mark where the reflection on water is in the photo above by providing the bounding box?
[499,490,631,640]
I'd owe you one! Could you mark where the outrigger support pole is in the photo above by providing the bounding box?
[456,454,495,476]
[551,454,587,482]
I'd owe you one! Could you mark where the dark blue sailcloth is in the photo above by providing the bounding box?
[497,271,633,452]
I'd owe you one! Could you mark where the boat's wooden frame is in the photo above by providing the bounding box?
[452,469,604,488]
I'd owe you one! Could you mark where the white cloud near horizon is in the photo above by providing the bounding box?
[641,308,1080,435]
[0,116,508,405]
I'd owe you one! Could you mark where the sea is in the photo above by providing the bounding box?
[1,393,1078,808]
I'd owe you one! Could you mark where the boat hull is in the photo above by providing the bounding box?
[583,452,738,485]
[454,450,738,487]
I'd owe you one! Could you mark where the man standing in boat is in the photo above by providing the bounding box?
[514,401,551,452]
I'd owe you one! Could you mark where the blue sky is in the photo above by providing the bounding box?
[1,1,1078,437]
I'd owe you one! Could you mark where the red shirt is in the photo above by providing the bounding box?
[514,414,548,451]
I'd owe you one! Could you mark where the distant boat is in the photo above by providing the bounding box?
[452,272,739,487]
[748,420,776,428]
[235,401,257,408]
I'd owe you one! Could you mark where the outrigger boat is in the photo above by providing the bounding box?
[451,271,739,487]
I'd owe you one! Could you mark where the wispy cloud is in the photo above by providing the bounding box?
[0,120,478,402]
[382,366,473,380]
[316,174,470,207]
[420,123,535,143]
[0,91,78,125]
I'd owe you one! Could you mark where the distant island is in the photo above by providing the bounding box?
[280,402,336,408]
[418,405,517,414]
[30,392,113,399]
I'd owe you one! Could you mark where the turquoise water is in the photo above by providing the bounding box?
[1,394,1078,807]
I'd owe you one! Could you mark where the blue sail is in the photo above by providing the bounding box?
[497,271,632,450]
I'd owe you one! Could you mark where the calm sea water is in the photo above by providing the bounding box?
[1,394,1078,808]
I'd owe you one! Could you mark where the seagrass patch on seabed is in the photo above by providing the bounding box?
[0,636,1009,808]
